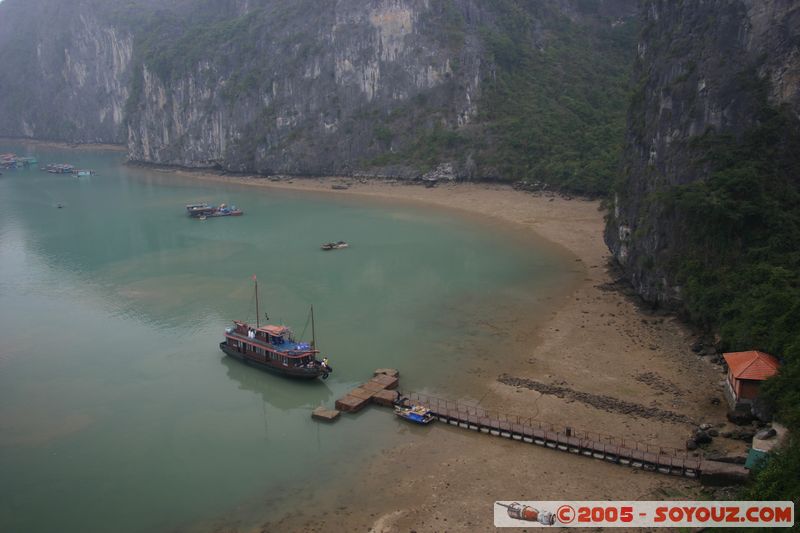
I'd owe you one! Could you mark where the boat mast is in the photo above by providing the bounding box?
[254,275,260,328]
[310,304,316,351]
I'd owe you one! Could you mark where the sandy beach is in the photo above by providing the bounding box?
[158,172,743,533]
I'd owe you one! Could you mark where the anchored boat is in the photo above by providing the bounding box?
[219,276,333,380]
[393,395,435,424]
[186,202,243,218]
[44,163,75,174]
[393,403,435,425]
[321,241,348,250]
[1,154,37,169]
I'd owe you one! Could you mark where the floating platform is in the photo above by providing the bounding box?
[374,368,399,378]
[319,369,401,416]
[371,389,399,407]
[371,373,399,390]
[335,394,370,413]
[312,407,340,421]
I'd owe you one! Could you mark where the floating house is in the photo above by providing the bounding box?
[1,153,19,169]
[1,154,38,168]
[723,350,780,419]
[45,164,75,174]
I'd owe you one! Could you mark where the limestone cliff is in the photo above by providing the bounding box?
[605,0,800,307]
[126,0,486,174]
[0,0,134,143]
[0,0,637,192]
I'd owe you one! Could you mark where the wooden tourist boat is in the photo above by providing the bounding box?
[219,277,332,380]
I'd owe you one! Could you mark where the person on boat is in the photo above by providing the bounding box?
[393,391,409,407]
[321,357,330,370]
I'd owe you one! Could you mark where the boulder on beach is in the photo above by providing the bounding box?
[727,409,754,425]
[755,427,777,440]
[694,429,713,444]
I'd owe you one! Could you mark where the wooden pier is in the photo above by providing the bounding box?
[397,392,748,484]
[316,371,748,484]
[334,370,399,412]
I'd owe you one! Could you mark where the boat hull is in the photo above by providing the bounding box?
[219,342,325,380]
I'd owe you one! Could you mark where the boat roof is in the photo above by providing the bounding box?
[257,324,290,336]
[233,321,289,336]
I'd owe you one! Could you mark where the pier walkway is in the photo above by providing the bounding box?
[399,391,700,476]
[315,370,748,484]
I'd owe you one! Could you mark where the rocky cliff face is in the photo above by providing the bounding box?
[0,0,134,143]
[0,0,637,189]
[605,0,800,306]
[126,0,485,174]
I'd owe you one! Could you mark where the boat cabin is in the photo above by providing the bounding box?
[225,320,318,368]
[186,203,215,218]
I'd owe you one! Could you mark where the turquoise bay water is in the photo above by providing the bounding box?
[0,144,576,532]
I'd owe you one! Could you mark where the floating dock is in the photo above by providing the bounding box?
[334,369,399,413]
[311,407,340,421]
[316,370,748,484]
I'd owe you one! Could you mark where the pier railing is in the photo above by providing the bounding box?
[403,391,691,459]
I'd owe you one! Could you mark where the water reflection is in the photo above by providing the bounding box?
[220,356,333,410]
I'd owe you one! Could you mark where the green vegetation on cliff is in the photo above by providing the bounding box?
[476,1,637,196]
[661,90,800,500]
[1,0,638,190]
[365,1,639,195]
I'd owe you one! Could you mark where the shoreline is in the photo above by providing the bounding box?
[169,169,596,260]
[0,137,126,152]
[162,170,739,532]
[4,140,739,530]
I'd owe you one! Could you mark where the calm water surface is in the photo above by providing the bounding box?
[0,144,576,532]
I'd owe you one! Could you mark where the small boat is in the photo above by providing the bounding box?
[219,276,333,380]
[210,203,243,217]
[44,163,75,174]
[1,153,18,169]
[186,203,215,218]
[73,169,95,177]
[321,241,349,251]
[186,202,243,218]
[393,403,435,425]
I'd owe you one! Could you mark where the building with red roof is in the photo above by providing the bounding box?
[722,351,780,413]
